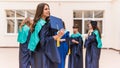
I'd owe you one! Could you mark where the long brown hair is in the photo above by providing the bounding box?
[91,21,102,38]
[32,3,50,32]
[19,17,32,31]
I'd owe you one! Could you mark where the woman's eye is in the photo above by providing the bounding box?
[45,8,50,10]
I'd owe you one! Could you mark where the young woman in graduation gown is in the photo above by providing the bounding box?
[68,25,83,68]
[28,3,64,68]
[84,21,102,68]
[17,17,33,68]
[58,22,69,68]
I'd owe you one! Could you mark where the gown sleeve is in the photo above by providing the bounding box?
[76,36,83,56]
[66,36,83,56]
[84,32,96,48]
[39,23,61,63]
[63,31,70,44]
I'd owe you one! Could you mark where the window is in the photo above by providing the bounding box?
[73,10,104,35]
[6,10,35,34]
[7,19,15,33]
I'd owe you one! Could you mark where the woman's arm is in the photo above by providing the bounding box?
[84,33,96,48]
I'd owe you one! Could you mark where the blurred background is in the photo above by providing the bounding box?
[0,0,120,68]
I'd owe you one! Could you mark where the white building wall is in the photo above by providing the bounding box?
[0,0,119,49]
[111,0,120,49]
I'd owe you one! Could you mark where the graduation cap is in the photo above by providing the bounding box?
[49,15,64,30]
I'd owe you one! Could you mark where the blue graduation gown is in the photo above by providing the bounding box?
[68,35,83,68]
[58,31,69,68]
[32,22,60,68]
[19,31,31,68]
[84,33,101,68]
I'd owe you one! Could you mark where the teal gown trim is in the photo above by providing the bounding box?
[71,32,82,38]
[28,19,46,51]
[93,30,102,48]
[17,24,30,44]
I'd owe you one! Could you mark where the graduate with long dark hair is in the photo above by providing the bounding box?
[28,3,64,68]
[68,25,83,68]
[58,22,69,68]
[85,21,102,68]
[17,17,32,68]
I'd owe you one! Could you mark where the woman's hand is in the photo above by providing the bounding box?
[53,29,65,40]
[53,35,59,40]
[85,29,93,39]
[72,39,79,44]
[85,35,88,39]
[57,29,64,37]
[88,29,93,36]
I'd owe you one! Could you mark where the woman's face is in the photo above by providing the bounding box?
[73,28,78,33]
[42,5,50,18]
[88,22,93,30]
